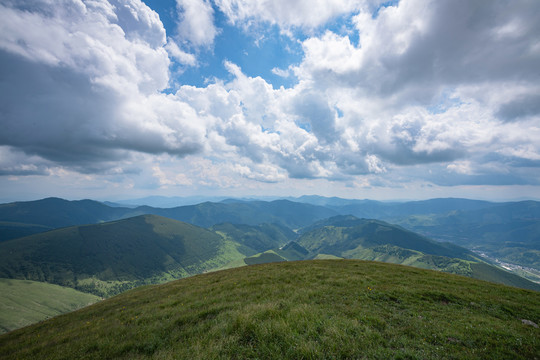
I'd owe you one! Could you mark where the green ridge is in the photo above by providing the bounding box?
[296,218,540,291]
[0,215,247,297]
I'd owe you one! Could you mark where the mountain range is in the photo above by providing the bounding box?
[1,196,537,275]
[0,196,539,333]
[0,197,338,241]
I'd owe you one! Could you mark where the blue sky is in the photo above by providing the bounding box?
[1,0,540,202]
[147,0,305,89]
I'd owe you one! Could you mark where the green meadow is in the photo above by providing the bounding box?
[1,260,538,359]
[0,279,101,334]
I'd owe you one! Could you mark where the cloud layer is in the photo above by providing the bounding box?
[1,0,539,198]
[0,0,205,171]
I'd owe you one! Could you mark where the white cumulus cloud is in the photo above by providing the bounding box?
[214,0,368,30]
[175,0,218,47]
[0,0,207,174]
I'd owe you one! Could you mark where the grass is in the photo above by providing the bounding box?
[1,260,538,359]
[0,279,101,334]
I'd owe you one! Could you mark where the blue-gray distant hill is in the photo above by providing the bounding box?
[295,196,495,218]
[0,198,337,241]
[0,198,133,229]
[144,200,338,229]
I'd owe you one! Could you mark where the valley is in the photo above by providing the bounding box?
[472,251,540,284]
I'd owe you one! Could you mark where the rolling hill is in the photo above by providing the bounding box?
[297,216,476,260]
[298,216,540,291]
[0,260,538,359]
[293,197,540,281]
[2,197,538,288]
[0,198,141,242]
[0,215,249,297]
[210,222,296,253]
[249,215,539,291]
[392,201,540,274]
[242,241,311,266]
[1,211,538,334]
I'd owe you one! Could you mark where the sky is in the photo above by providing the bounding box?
[0,0,540,202]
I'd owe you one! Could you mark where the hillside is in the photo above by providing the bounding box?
[294,216,540,291]
[1,260,538,359]
[298,216,476,260]
[293,198,540,281]
[210,222,297,253]
[0,215,248,297]
[224,215,540,291]
[241,242,311,266]
[2,197,537,277]
[393,201,540,273]
[0,279,101,334]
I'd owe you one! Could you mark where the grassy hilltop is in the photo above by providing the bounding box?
[1,260,538,359]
